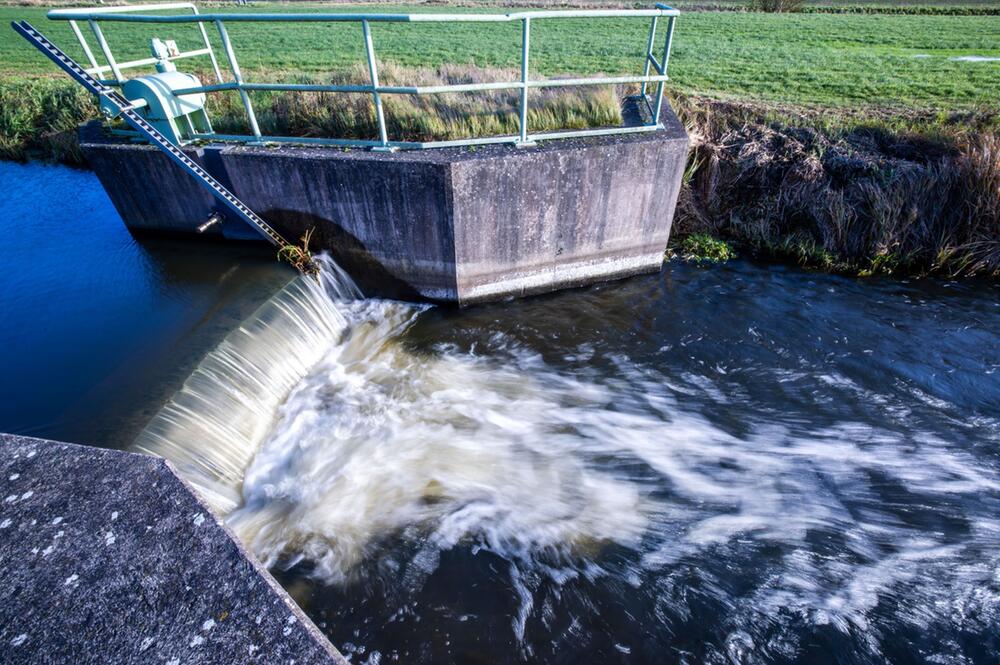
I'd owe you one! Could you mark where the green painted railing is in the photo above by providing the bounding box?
[47,3,680,151]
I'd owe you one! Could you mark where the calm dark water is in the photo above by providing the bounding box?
[0,161,293,448]
[3,162,999,664]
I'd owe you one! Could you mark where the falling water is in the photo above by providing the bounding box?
[132,255,378,511]
[11,162,997,663]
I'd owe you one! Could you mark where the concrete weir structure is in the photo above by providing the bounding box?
[0,433,345,664]
[81,107,689,304]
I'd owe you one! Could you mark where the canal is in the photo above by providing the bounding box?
[2,160,998,663]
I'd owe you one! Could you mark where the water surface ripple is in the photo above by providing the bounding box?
[231,262,1000,664]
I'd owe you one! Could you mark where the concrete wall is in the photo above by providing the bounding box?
[81,109,688,305]
[218,148,458,301]
[81,123,218,235]
[0,433,345,664]
[451,112,688,303]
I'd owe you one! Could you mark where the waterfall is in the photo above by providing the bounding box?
[132,255,372,512]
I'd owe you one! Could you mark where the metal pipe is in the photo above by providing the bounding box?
[173,74,671,98]
[660,16,677,75]
[197,212,223,233]
[651,15,675,126]
[68,20,99,71]
[214,19,262,141]
[189,123,661,151]
[84,48,213,76]
[640,15,657,98]
[527,74,670,88]
[526,124,660,142]
[49,3,199,17]
[192,5,223,84]
[88,20,123,84]
[519,17,530,145]
[361,20,390,149]
[47,8,679,24]
[192,132,405,149]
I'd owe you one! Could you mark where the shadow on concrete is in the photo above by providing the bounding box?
[262,208,429,302]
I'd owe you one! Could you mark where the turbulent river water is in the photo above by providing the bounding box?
[3,162,1000,664]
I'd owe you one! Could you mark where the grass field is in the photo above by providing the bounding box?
[0,4,998,108]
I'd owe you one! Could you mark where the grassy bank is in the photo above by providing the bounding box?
[671,95,1000,277]
[0,76,94,163]
[0,65,626,163]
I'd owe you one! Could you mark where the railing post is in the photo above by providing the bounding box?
[361,20,392,151]
[214,19,263,143]
[88,20,123,84]
[518,17,534,147]
[640,15,658,99]
[651,15,675,126]
[69,20,99,72]
[193,7,223,84]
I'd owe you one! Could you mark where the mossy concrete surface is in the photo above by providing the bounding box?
[0,433,344,665]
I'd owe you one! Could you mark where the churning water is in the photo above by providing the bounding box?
[135,254,1000,664]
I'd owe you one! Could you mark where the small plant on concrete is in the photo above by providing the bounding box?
[278,227,320,276]
[678,234,736,263]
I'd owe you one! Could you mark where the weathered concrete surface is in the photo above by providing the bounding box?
[0,433,344,665]
[219,146,458,300]
[81,105,688,305]
[450,113,688,303]
[80,123,258,241]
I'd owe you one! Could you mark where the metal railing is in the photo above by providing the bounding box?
[47,3,680,151]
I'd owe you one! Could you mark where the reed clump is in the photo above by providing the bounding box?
[671,94,1000,278]
[277,228,320,276]
[0,76,94,164]
[207,62,624,142]
[676,233,737,262]
[749,0,804,12]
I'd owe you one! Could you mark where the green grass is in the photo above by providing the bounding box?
[0,75,94,162]
[1,4,998,108]
[676,234,738,262]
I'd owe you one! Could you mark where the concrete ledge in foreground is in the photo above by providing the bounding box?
[0,433,344,665]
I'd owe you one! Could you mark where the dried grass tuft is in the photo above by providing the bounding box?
[671,93,1000,278]
[207,62,625,141]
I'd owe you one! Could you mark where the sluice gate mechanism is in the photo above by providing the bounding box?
[10,21,312,270]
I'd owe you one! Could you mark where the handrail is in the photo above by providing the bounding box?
[48,7,680,22]
[48,3,200,17]
[45,4,680,151]
[51,2,223,85]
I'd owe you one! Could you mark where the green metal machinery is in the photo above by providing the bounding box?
[102,38,212,145]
